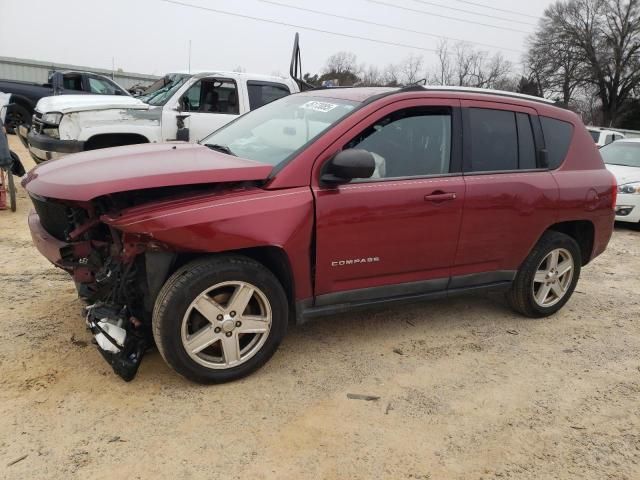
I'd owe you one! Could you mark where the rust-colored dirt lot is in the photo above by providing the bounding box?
[1,136,639,479]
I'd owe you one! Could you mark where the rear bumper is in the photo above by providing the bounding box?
[615,193,640,224]
[28,209,68,266]
[20,125,85,164]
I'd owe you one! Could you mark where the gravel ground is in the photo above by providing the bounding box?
[1,136,639,479]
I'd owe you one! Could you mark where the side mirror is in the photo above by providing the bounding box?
[321,149,375,185]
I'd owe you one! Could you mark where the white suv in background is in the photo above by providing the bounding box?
[601,138,640,225]
[587,127,625,147]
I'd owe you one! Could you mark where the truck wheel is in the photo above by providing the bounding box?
[152,255,288,384]
[5,104,30,134]
[507,231,581,318]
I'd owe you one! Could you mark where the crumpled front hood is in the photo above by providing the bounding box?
[23,143,274,201]
[36,94,147,114]
[606,163,640,186]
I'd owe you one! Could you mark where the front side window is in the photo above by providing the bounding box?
[468,108,518,172]
[63,75,83,91]
[88,77,120,95]
[144,75,190,106]
[589,130,600,142]
[344,108,452,179]
[247,82,290,109]
[181,79,239,114]
[201,96,357,166]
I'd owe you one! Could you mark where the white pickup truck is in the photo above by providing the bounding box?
[20,71,300,163]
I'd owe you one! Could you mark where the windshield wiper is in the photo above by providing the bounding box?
[205,144,236,156]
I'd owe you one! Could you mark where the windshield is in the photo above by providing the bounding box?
[200,96,358,166]
[141,74,190,106]
[588,130,600,142]
[600,142,640,168]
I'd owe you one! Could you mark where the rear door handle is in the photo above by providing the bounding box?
[424,192,457,203]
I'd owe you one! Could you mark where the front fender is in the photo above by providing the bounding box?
[103,187,315,299]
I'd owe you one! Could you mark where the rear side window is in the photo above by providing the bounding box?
[540,117,573,169]
[468,108,518,172]
[247,82,290,109]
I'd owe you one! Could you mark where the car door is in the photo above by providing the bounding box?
[177,77,243,142]
[312,98,465,304]
[452,101,559,284]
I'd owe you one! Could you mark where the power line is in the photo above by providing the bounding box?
[259,0,524,54]
[410,0,536,27]
[160,0,438,53]
[453,0,540,20]
[368,0,532,34]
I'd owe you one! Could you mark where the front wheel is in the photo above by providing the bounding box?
[507,231,581,318]
[152,255,288,384]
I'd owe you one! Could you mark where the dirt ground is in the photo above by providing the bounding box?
[1,135,639,480]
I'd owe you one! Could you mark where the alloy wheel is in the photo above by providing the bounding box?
[181,281,272,369]
[532,248,574,308]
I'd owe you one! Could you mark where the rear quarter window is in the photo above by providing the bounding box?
[540,117,574,169]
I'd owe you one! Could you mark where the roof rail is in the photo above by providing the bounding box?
[399,85,555,105]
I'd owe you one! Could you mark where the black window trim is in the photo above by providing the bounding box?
[246,80,291,93]
[182,76,240,115]
[246,80,291,110]
[326,105,463,185]
[462,106,550,175]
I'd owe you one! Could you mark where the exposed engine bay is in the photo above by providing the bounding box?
[28,183,249,381]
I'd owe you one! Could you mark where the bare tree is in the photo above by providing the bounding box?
[432,40,453,85]
[529,0,640,126]
[526,2,591,105]
[324,52,358,76]
[359,64,384,86]
[399,54,425,85]
[322,51,360,86]
[382,63,401,86]
[430,41,513,89]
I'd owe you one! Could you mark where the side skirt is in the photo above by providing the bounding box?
[297,271,516,323]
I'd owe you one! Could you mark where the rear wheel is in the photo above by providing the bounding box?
[153,255,288,384]
[507,231,581,318]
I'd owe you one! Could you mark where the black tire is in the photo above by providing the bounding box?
[507,231,581,318]
[4,104,30,135]
[152,255,288,384]
[6,168,16,212]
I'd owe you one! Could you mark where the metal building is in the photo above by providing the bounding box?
[0,56,159,90]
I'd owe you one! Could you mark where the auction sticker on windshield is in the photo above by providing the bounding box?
[301,101,338,113]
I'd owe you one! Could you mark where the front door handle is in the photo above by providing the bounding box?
[424,191,457,203]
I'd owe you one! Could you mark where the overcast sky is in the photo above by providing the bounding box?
[0,0,554,77]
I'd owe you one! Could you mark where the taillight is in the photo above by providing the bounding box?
[611,173,618,210]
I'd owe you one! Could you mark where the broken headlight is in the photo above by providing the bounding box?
[41,112,63,125]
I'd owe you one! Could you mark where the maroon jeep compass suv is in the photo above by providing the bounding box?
[23,86,616,383]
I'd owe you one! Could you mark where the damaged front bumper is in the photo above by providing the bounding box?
[28,209,153,381]
[18,125,84,164]
[85,303,149,381]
